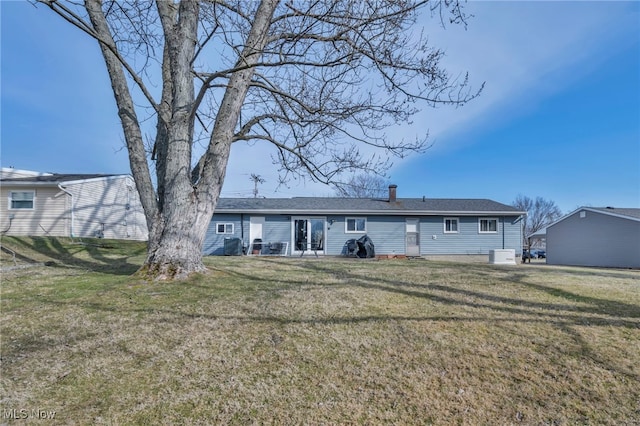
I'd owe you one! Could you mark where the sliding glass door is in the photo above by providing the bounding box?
[293,217,325,255]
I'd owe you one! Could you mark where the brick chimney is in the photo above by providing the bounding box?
[388,184,397,203]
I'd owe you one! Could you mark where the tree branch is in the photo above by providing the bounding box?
[37,0,159,112]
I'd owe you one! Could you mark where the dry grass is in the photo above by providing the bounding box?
[1,237,639,425]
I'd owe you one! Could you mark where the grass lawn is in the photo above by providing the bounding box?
[1,237,639,425]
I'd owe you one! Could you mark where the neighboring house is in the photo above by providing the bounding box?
[204,185,525,257]
[1,168,148,241]
[528,227,547,249]
[546,206,640,268]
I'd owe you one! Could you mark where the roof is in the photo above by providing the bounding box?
[216,197,525,216]
[529,227,547,238]
[588,207,640,220]
[1,173,127,186]
[548,206,640,228]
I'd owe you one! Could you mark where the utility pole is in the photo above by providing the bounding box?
[250,174,265,198]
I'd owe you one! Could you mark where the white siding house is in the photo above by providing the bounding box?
[546,207,640,268]
[1,168,148,241]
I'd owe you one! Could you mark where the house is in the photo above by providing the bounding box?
[528,227,547,249]
[204,185,525,258]
[546,206,640,268]
[0,168,148,241]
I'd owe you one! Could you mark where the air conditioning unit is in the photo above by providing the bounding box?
[489,249,516,265]
[223,238,243,256]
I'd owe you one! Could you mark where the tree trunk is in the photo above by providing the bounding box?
[137,0,275,280]
[140,196,216,280]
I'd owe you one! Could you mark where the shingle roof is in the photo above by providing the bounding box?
[545,206,640,230]
[216,197,524,215]
[1,170,525,216]
[588,207,640,220]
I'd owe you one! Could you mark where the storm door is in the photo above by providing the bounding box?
[293,217,325,255]
[406,218,420,256]
[249,216,265,254]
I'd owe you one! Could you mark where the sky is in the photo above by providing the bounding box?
[1,1,639,214]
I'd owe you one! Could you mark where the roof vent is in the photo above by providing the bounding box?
[606,206,614,209]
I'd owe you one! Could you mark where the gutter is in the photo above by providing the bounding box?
[1,175,127,187]
[214,209,527,216]
[57,184,75,237]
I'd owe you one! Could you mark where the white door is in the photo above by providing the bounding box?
[249,216,265,254]
[406,218,420,256]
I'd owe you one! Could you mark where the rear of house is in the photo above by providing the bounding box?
[1,168,148,241]
[203,186,524,258]
[546,207,640,268]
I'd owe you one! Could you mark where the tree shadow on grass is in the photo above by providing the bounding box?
[18,258,640,386]
[6,256,639,384]
[283,260,640,321]
[503,272,640,318]
[0,236,144,275]
[284,259,640,380]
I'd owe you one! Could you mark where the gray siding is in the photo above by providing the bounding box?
[326,215,521,256]
[263,216,291,253]
[204,214,292,255]
[547,210,640,268]
[203,214,245,255]
[325,216,405,256]
[326,216,348,254]
[203,213,523,257]
[420,216,522,255]
[364,216,406,255]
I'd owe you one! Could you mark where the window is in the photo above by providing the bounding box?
[9,191,35,209]
[216,223,234,234]
[345,217,366,233]
[444,218,459,233]
[479,218,498,233]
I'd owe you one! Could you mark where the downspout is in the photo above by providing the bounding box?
[240,213,245,248]
[58,184,75,237]
[514,214,525,253]
[240,214,244,239]
[502,216,505,249]
[1,216,13,234]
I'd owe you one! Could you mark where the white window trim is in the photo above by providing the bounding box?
[9,190,35,210]
[216,223,234,234]
[444,217,459,234]
[478,218,498,234]
[345,217,367,233]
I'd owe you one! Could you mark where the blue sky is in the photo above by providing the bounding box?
[1,1,639,214]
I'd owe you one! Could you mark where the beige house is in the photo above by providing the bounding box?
[1,168,148,241]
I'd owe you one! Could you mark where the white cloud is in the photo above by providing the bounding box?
[396,1,639,154]
[221,1,639,198]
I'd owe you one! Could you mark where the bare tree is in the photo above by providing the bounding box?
[334,174,390,198]
[36,0,482,279]
[512,194,562,262]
